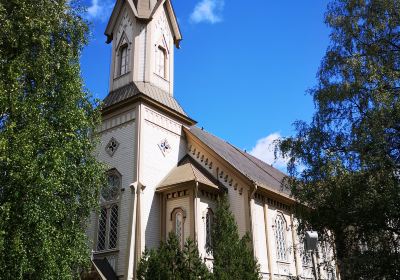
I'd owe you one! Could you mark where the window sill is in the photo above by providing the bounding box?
[276,260,291,265]
[93,249,119,255]
[114,72,130,80]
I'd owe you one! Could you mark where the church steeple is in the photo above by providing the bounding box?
[104,0,182,96]
[134,0,155,18]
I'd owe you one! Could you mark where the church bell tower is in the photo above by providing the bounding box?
[105,0,182,95]
[87,1,195,280]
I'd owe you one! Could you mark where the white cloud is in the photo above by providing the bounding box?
[190,0,224,24]
[87,0,114,22]
[249,132,289,171]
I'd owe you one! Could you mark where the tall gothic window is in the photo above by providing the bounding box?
[97,170,121,251]
[156,46,167,78]
[119,44,129,76]
[205,209,213,250]
[274,214,288,261]
[172,208,185,248]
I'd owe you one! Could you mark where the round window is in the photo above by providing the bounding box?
[101,173,120,202]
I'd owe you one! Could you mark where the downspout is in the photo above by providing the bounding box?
[194,181,199,242]
[125,182,138,280]
[263,203,274,280]
[135,183,144,270]
[249,183,258,258]
[132,103,143,279]
[312,251,319,280]
[290,213,301,277]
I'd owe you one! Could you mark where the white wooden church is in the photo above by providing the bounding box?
[85,1,337,279]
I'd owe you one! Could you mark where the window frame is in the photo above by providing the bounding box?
[156,45,167,79]
[204,208,214,250]
[274,213,288,262]
[171,207,186,248]
[96,169,122,252]
[119,43,129,76]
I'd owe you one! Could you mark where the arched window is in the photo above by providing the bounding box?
[97,170,121,251]
[205,208,213,250]
[171,208,185,248]
[119,44,129,76]
[274,213,288,261]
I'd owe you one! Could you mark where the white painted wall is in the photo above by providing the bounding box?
[92,109,137,277]
[139,105,187,250]
[197,195,217,258]
[253,201,270,275]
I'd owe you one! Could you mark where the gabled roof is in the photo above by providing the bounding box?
[105,0,182,47]
[158,156,224,192]
[102,82,196,125]
[186,126,289,196]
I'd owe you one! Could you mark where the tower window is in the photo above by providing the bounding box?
[119,44,129,76]
[274,213,288,261]
[97,170,121,251]
[156,46,167,78]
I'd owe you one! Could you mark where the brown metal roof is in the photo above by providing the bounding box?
[158,156,222,191]
[187,126,289,195]
[103,82,188,117]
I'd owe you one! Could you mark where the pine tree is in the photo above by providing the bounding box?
[137,233,212,280]
[211,195,261,280]
[277,0,400,278]
[0,0,103,279]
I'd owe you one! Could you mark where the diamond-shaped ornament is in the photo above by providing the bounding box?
[106,137,120,157]
[158,138,171,156]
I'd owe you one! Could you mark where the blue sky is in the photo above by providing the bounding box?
[80,0,331,170]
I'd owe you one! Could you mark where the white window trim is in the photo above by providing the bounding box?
[274,213,289,262]
[119,44,129,76]
[155,45,168,79]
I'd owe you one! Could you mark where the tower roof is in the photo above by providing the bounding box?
[102,82,196,125]
[105,0,182,47]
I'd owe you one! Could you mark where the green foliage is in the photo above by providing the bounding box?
[138,197,261,280]
[211,195,261,280]
[0,0,104,279]
[277,0,400,279]
[137,233,212,280]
